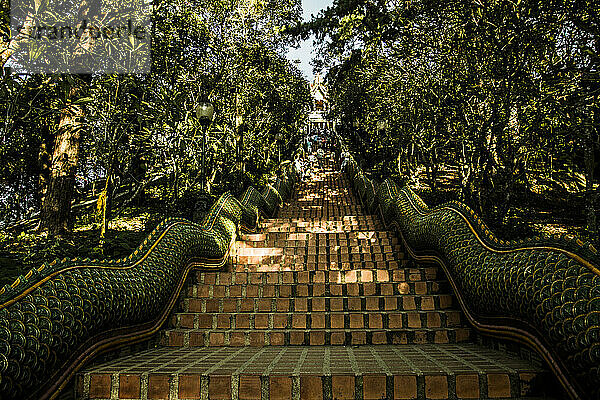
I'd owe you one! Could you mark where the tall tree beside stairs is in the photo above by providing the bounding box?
[38,0,98,236]
[40,78,88,236]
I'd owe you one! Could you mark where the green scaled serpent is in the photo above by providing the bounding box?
[342,151,600,400]
[0,162,298,400]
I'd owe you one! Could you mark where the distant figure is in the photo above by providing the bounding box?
[316,148,325,167]
[308,153,318,177]
[339,152,350,174]
[294,158,303,180]
[311,134,320,152]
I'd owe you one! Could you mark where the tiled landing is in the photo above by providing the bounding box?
[77,344,549,400]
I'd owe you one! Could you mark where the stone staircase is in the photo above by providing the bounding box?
[76,157,554,399]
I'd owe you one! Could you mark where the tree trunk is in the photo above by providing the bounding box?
[40,83,85,236]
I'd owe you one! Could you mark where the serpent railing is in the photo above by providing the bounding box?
[341,150,600,400]
[0,161,298,400]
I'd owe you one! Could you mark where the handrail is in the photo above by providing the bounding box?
[341,150,600,400]
[0,161,299,400]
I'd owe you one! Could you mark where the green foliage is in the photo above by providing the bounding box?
[0,0,309,221]
[301,0,600,239]
[0,0,310,283]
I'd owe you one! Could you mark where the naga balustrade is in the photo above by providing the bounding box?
[341,150,600,400]
[0,161,299,400]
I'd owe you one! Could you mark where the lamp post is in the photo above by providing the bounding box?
[196,101,215,192]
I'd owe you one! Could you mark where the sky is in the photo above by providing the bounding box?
[286,0,333,81]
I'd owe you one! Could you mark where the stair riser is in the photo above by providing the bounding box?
[260,226,386,233]
[227,261,411,271]
[238,240,400,247]
[259,216,380,223]
[196,268,440,285]
[182,295,456,313]
[275,205,366,211]
[188,282,449,298]
[236,246,402,257]
[260,219,383,224]
[172,311,464,330]
[276,212,373,218]
[233,255,402,266]
[240,230,395,241]
[160,328,473,347]
[78,372,547,400]
[259,221,384,229]
[236,247,403,258]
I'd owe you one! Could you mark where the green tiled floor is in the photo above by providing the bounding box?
[83,344,544,376]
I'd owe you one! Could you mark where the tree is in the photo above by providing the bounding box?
[299,0,600,239]
[0,0,310,240]
[39,77,89,235]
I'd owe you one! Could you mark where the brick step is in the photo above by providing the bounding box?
[276,209,367,214]
[279,198,361,203]
[239,230,398,239]
[289,186,355,192]
[182,295,456,313]
[234,250,403,259]
[260,219,382,225]
[187,281,450,298]
[226,261,413,272]
[237,237,399,245]
[276,206,366,213]
[280,200,361,205]
[277,204,364,209]
[260,216,380,223]
[196,268,440,285]
[235,249,404,259]
[234,250,406,262]
[236,239,404,253]
[278,205,367,208]
[160,327,472,347]
[234,247,402,255]
[260,226,386,233]
[78,345,552,399]
[278,201,363,206]
[231,256,405,268]
[277,213,374,218]
[260,214,380,220]
[259,219,382,226]
[279,200,362,205]
[238,242,400,250]
[171,311,466,330]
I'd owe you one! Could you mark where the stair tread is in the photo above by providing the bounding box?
[165,327,470,332]
[81,344,544,375]
[184,294,455,299]
[174,310,464,315]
